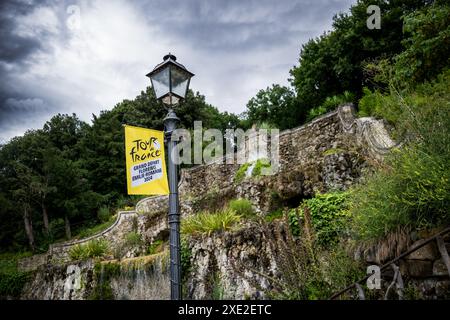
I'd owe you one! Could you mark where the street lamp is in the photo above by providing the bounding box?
[146,53,194,300]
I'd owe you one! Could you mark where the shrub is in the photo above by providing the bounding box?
[357,87,402,125]
[264,209,284,223]
[307,91,355,121]
[125,232,142,247]
[181,209,241,236]
[97,206,111,223]
[0,252,32,298]
[303,247,365,300]
[0,271,31,297]
[350,71,450,240]
[0,252,32,274]
[228,198,255,218]
[86,239,109,257]
[235,215,363,300]
[112,232,145,260]
[69,239,109,260]
[287,208,302,237]
[288,192,351,246]
[350,145,450,240]
[306,192,351,246]
[147,240,164,255]
[68,244,87,261]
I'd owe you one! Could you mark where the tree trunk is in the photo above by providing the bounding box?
[42,204,50,236]
[23,206,35,251]
[64,214,71,240]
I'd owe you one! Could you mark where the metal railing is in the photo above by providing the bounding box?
[329,227,450,300]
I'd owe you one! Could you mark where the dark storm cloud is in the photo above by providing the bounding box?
[0,0,64,143]
[0,0,355,143]
[140,0,351,51]
[0,0,50,64]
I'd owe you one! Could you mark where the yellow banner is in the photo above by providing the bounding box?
[124,125,169,195]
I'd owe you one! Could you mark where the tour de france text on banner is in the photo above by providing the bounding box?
[124,125,169,195]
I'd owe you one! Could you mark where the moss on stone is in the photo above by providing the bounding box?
[89,261,121,300]
[234,162,251,184]
[251,158,271,177]
[322,148,345,156]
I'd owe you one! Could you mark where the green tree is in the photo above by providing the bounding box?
[245,84,299,130]
[289,0,430,119]
[393,4,450,86]
[0,131,54,250]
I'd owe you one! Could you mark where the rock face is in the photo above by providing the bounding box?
[186,224,277,299]
[106,254,170,300]
[21,254,170,300]
[21,260,95,300]
[185,226,450,300]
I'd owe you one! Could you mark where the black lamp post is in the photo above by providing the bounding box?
[146,54,194,300]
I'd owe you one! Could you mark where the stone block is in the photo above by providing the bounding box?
[18,253,48,272]
[363,247,379,264]
[433,258,450,277]
[400,259,433,278]
[410,279,450,299]
[406,239,439,260]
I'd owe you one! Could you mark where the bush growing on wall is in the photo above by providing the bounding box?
[181,209,241,236]
[288,191,351,246]
[69,239,109,260]
[350,70,450,240]
[228,199,255,218]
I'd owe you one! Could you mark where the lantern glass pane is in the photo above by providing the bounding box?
[151,67,170,99]
[171,67,190,98]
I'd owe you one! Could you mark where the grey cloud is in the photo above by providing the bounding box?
[0,0,55,64]
[0,0,72,143]
[0,1,40,63]
[0,0,356,143]
[142,0,352,51]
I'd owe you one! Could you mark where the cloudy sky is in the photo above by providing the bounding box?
[0,0,355,143]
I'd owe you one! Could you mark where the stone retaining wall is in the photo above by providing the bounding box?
[47,211,138,264]
[18,211,139,270]
[138,104,398,216]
